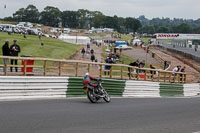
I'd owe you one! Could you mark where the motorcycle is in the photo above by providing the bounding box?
[83,79,111,103]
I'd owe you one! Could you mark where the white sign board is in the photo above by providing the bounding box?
[155,33,200,40]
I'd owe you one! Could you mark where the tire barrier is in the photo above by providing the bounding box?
[123,81,160,97]
[0,76,199,100]
[67,77,126,97]
[0,76,68,100]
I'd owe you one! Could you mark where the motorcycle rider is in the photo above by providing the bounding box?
[83,73,101,94]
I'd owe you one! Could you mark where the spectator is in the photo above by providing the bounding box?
[104,57,114,75]
[38,33,42,39]
[23,34,27,39]
[10,40,21,72]
[87,43,90,50]
[172,66,179,73]
[119,48,122,54]
[81,48,85,58]
[90,48,94,55]
[150,64,156,78]
[180,66,186,82]
[91,54,95,62]
[2,40,10,72]
[139,60,145,68]
[172,65,181,82]
[180,66,185,73]
[128,59,139,77]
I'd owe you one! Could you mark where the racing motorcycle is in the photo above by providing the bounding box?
[83,79,111,103]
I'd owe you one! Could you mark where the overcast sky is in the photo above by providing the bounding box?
[0,0,199,20]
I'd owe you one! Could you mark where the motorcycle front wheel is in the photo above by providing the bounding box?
[87,90,97,103]
[103,90,111,103]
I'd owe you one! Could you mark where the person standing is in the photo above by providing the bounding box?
[81,48,85,58]
[2,40,10,72]
[91,54,95,62]
[10,40,21,72]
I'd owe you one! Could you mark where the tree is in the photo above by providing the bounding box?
[77,9,91,29]
[24,5,39,23]
[125,17,141,33]
[13,8,25,22]
[61,11,80,28]
[176,23,192,33]
[157,26,170,33]
[40,6,61,27]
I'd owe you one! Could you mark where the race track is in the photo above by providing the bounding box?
[0,98,200,133]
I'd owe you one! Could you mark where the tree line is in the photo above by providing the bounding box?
[3,5,200,34]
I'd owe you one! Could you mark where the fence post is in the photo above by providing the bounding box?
[158,71,160,82]
[144,69,147,81]
[137,68,139,80]
[110,67,112,79]
[44,60,47,76]
[169,73,172,83]
[24,60,27,76]
[99,65,102,78]
[164,72,166,82]
[4,59,8,76]
[59,62,61,76]
[121,66,123,79]
[184,73,186,83]
[128,67,131,80]
[88,64,90,73]
[178,73,180,83]
[75,62,78,77]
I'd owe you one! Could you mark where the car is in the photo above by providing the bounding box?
[115,45,132,50]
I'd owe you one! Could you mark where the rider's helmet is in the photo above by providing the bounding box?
[85,72,89,76]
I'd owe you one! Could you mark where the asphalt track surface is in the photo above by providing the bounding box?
[159,42,200,58]
[0,98,200,133]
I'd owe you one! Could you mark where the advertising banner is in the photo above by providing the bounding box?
[155,33,200,40]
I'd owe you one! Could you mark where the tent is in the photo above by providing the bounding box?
[132,39,142,45]
[58,34,91,45]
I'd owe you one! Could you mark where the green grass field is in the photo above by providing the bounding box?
[0,32,80,59]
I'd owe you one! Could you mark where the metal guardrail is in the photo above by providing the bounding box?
[0,56,186,83]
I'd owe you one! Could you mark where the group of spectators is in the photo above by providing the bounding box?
[128,59,148,77]
[173,65,186,73]
[2,40,21,72]
[81,43,98,63]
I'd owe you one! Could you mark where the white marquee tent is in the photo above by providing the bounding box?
[58,34,91,45]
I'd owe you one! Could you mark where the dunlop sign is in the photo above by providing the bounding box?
[155,33,200,40]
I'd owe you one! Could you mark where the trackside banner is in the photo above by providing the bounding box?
[155,33,200,40]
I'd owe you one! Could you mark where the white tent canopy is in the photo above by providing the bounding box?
[58,34,91,45]
[132,39,142,45]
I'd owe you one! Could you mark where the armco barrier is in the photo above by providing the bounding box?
[0,76,199,100]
